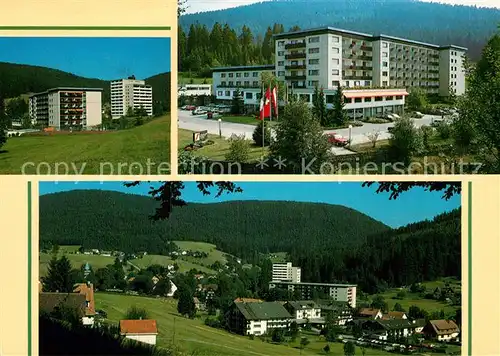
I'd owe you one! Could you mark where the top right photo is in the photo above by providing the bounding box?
[177,0,500,175]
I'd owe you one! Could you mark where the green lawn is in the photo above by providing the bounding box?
[0,115,170,174]
[95,293,397,356]
[173,241,228,266]
[130,255,215,275]
[39,251,115,277]
[179,128,269,162]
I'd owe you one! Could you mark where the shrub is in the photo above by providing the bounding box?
[252,120,272,146]
[225,134,250,163]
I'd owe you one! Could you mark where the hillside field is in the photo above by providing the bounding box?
[0,115,170,174]
[95,292,395,356]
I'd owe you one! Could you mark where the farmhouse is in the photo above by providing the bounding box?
[284,300,321,322]
[226,301,293,336]
[363,319,425,341]
[119,319,158,346]
[317,300,353,325]
[358,308,383,320]
[382,311,408,320]
[38,281,96,326]
[423,320,460,342]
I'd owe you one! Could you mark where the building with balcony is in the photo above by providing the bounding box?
[29,87,102,130]
[211,64,275,107]
[110,76,153,119]
[269,281,357,308]
[274,27,466,96]
[272,262,301,283]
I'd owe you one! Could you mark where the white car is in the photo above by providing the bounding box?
[192,108,207,115]
[414,111,425,118]
[391,113,401,119]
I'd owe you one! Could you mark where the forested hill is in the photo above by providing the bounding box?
[0,62,171,107]
[39,189,390,259]
[179,0,500,60]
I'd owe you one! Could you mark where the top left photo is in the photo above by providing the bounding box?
[0,36,171,175]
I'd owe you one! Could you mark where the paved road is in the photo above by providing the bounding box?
[178,110,441,156]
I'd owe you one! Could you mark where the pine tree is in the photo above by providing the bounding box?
[331,83,348,127]
[312,86,328,127]
[231,88,245,115]
[43,256,75,293]
[177,288,196,318]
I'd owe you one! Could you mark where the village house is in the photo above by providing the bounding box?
[194,297,205,311]
[284,300,322,323]
[363,319,426,341]
[358,308,383,320]
[38,281,96,326]
[73,282,96,326]
[382,311,408,320]
[423,320,460,342]
[226,301,293,336]
[318,300,353,325]
[119,319,158,346]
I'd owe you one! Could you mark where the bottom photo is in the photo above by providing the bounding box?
[37,180,462,356]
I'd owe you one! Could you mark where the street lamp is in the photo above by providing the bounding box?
[218,118,222,138]
[348,124,353,148]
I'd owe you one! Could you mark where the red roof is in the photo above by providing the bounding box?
[344,91,409,99]
[120,320,158,335]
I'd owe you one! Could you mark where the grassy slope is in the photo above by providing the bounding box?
[130,255,215,275]
[96,293,395,356]
[0,115,170,174]
[367,278,461,316]
[178,128,268,162]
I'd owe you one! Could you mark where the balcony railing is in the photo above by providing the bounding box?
[217,84,260,89]
[289,84,306,89]
[285,42,306,49]
[285,64,306,70]
[285,53,306,60]
[285,75,307,80]
[360,45,373,51]
[429,61,440,66]
[344,76,372,80]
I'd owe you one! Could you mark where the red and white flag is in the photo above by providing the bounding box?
[272,86,278,117]
[259,88,271,120]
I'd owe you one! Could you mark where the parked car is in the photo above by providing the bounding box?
[414,111,424,118]
[326,133,349,147]
[192,108,208,115]
[388,126,395,133]
[430,118,444,127]
[391,113,401,119]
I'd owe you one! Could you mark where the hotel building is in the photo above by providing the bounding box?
[272,262,301,283]
[212,26,466,119]
[110,77,153,119]
[178,84,212,97]
[29,87,102,129]
[269,281,357,308]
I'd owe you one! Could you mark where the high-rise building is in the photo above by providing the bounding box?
[269,281,357,308]
[29,87,102,130]
[274,27,466,96]
[110,77,153,119]
[272,262,301,283]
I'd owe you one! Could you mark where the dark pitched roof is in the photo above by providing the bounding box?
[235,302,292,321]
[286,300,319,310]
[39,293,86,317]
[376,319,414,330]
[359,308,381,316]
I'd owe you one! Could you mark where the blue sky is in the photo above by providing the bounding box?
[39,181,461,228]
[184,0,499,13]
[0,37,170,80]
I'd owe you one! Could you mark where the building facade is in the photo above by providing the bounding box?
[178,84,212,97]
[29,87,102,130]
[284,301,322,321]
[274,27,466,96]
[110,77,153,119]
[212,65,275,106]
[269,281,357,308]
[226,301,293,336]
[272,262,301,283]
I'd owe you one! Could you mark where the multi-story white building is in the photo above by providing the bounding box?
[212,64,275,106]
[110,76,153,119]
[274,27,466,96]
[269,281,357,308]
[29,87,102,130]
[178,84,212,97]
[272,262,301,283]
[211,27,466,119]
